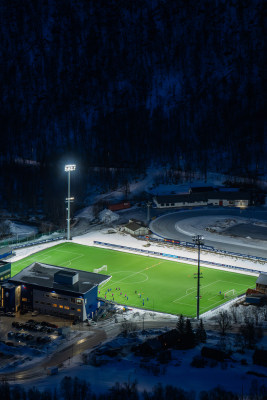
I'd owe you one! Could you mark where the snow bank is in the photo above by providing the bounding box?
[99,209,119,223]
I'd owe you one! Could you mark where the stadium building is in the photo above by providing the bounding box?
[0,246,13,260]
[153,192,250,209]
[0,260,12,310]
[6,262,110,321]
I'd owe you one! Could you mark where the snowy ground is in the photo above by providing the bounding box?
[1,167,267,395]
[15,311,267,397]
[73,227,266,274]
[174,214,267,249]
[1,227,267,396]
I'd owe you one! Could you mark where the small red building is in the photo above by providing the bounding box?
[108,202,131,211]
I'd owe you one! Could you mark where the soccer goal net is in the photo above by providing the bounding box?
[93,265,107,273]
[224,289,237,299]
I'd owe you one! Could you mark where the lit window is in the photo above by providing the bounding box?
[64,306,70,310]
[52,304,57,308]
[22,298,27,302]
[59,305,63,309]
[77,309,81,312]
[76,299,82,304]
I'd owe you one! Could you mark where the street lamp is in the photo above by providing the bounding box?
[192,235,204,320]
[65,164,76,240]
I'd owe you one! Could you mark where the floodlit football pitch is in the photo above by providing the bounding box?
[11,242,257,317]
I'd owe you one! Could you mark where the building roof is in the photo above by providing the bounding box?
[256,273,267,286]
[208,192,250,200]
[9,262,110,295]
[154,193,208,204]
[154,191,250,204]
[125,221,146,231]
[190,186,215,193]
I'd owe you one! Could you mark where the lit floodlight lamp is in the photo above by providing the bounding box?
[65,164,76,240]
[65,164,76,172]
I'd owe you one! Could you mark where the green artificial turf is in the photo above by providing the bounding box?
[11,242,257,317]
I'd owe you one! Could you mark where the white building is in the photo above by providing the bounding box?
[153,192,250,209]
[124,219,149,236]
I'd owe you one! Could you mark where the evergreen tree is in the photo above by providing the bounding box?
[184,318,196,349]
[196,319,207,343]
[176,314,185,336]
[0,381,10,400]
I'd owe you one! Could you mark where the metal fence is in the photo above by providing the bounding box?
[138,235,267,263]
[93,241,263,275]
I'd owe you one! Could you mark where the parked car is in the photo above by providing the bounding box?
[12,322,23,329]
[25,334,34,341]
[31,311,39,316]
[8,331,15,338]
[5,341,15,347]
[15,332,24,339]
[6,312,15,317]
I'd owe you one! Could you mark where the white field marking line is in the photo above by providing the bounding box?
[63,253,84,267]
[101,272,149,287]
[173,280,221,303]
[101,261,164,287]
[200,297,230,312]
[219,280,252,287]
[175,301,194,307]
[186,286,197,295]
[208,294,224,301]
[12,243,71,266]
[202,288,246,312]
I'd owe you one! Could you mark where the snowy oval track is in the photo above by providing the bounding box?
[150,208,267,258]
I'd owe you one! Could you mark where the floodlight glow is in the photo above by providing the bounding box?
[65,164,76,171]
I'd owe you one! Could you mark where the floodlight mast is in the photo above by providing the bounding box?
[65,164,76,240]
[192,234,204,320]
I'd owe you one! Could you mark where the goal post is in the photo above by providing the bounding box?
[224,289,237,299]
[93,265,107,273]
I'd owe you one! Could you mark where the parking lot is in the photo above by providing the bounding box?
[0,311,76,348]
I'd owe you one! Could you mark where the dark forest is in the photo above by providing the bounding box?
[0,0,265,218]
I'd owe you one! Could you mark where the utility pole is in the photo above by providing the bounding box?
[65,164,76,240]
[146,201,152,223]
[192,235,204,320]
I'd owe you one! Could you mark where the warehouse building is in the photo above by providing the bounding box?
[153,192,250,209]
[0,246,12,260]
[256,273,267,295]
[124,219,149,236]
[6,262,110,321]
[0,260,12,310]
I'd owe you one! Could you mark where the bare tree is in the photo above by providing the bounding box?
[0,220,11,239]
[120,320,138,337]
[216,311,232,335]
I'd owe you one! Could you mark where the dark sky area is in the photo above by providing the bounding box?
[0,0,265,219]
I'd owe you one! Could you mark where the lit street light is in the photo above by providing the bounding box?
[192,234,204,320]
[65,164,76,240]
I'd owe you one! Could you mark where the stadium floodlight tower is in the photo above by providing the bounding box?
[65,164,76,240]
[192,234,204,320]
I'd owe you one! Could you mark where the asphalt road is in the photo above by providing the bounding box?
[0,318,178,382]
[0,328,107,381]
[150,208,267,258]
